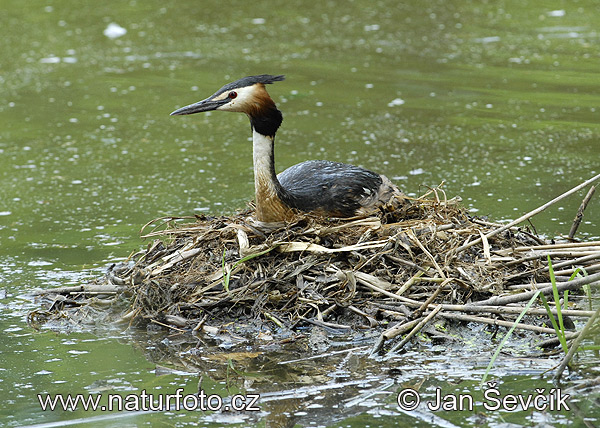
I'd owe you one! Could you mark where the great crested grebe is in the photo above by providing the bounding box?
[171,74,400,223]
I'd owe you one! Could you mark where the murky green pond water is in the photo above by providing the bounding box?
[1,0,598,426]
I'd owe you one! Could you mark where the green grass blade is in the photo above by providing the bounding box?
[539,292,569,353]
[580,345,600,351]
[547,256,565,334]
[222,246,278,293]
[576,268,593,311]
[481,290,541,386]
[569,267,583,281]
[234,246,276,266]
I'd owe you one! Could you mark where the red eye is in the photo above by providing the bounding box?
[228,91,237,99]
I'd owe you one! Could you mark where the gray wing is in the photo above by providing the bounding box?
[277,160,390,216]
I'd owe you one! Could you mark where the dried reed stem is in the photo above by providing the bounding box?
[568,185,596,239]
[388,306,443,354]
[438,312,580,337]
[455,173,600,253]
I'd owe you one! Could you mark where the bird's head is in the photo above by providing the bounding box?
[170,74,285,117]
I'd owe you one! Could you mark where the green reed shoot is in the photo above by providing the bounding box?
[481,289,541,386]
[222,246,276,292]
[538,255,571,354]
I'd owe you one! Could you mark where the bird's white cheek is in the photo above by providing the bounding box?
[217,100,241,112]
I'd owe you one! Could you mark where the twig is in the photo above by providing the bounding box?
[568,185,596,239]
[438,312,580,337]
[396,269,428,296]
[544,253,600,271]
[537,332,581,349]
[455,173,600,254]
[413,278,453,318]
[356,275,422,308]
[192,314,209,332]
[433,303,596,318]
[554,262,600,277]
[554,307,600,380]
[348,305,378,327]
[150,318,187,332]
[469,218,545,244]
[506,252,600,280]
[502,241,600,253]
[32,284,125,295]
[370,318,421,355]
[387,306,443,354]
[472,271,600,306]
[264,311,284,328]
[384,254,429,274]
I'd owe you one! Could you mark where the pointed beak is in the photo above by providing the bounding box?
[170,97,228,116]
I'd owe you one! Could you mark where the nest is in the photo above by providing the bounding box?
[30,185,600,355]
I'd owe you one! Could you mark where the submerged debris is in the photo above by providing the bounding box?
[30,184,600,354]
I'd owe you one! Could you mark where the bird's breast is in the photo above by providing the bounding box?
[254,169,295,222]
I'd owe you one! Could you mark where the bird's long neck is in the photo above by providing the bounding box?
[251,129,294,222]
[244,92,295,222]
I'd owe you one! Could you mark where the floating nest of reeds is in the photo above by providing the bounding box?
[30,184,600,356]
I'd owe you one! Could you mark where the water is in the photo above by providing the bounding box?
[1,0,599,426]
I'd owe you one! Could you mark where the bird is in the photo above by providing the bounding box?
[170,74,400,223]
